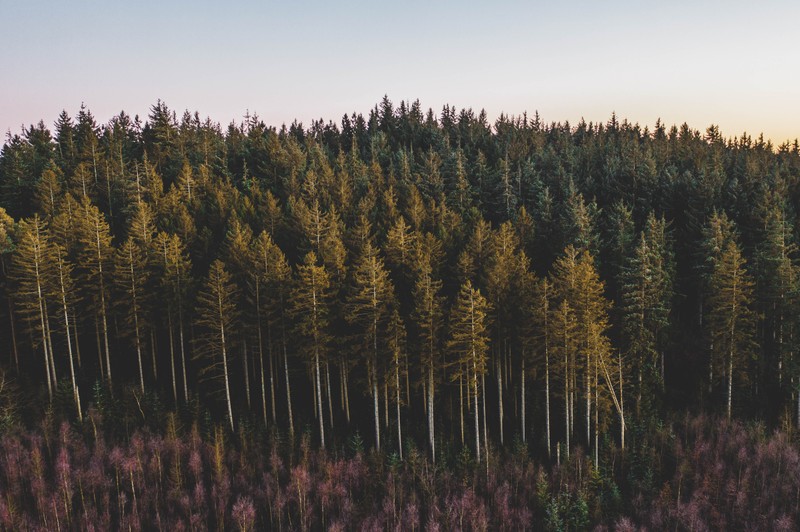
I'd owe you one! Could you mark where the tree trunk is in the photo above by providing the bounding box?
[373,316,380,452]
[521,356,526,443]
[546,341,551,458]
[325,360,334,429]
[178,307,189,402]
[168,312,177,406]
[218,295,234,432]
[315,349,325,449]
[243,339,251,410]
[254,282,266,423]
[283,338,294,438]
[497,352,504,446]
[396,357,402,460]
[428,362,435,462]
[473,360,480,462]
[482,371,488,468]
[7,299,18,371]
[57,258,81,421]
[343,363,351,424]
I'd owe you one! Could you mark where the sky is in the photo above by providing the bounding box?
[1,0,799,143]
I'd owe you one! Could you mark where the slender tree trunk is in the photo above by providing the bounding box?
[255,282,267,423]
[150,329,158,381]
[396,357,402,460]
[343,363,351,424]
[482,371,488,467]
[7,298,18,371]
[43,300,57,388]
[56,258,81,421]
[459,372,465,446]
[178,306,189,402]
[168,312,177,406]
[96,226,112,386]
[282,332,294,438]
[218,296,234,432]
[95,314,104,379]
[586,352,591,448]
[428,362,435,462]
[546,341,551,458]
[243,339,251,410]
[384,380,389,429]
[521,356,526,443]
[473,360,480,462]
[315,350,325,449]
[373,318,380,452]
[130,245,144,394]
[497,352,504,446]
[619,351,625,451]
[325,360,333,429]
[72,317,81,368]
[565,337,570,459]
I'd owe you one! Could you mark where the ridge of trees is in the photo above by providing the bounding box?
[1,97,799,466]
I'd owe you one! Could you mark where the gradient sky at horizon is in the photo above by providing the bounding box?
[2,1,798,143]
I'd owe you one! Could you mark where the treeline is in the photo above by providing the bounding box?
[1,97,800,467]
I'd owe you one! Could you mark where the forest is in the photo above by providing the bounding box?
[0,97,799,529]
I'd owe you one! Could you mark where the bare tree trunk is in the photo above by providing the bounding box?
[42,300,56,385]
[243,339,251,411]
[95,314,104,379]
[56,257,81,421]
[396,357,402,460]
[72,317,81,368]
[178,307,189,402]
[325,360,334,429]
[459,372,465,446]
[373,317,380,452]
[315,350,325,449]
[482,371,488,467]
[565,340,570,459]
[473,361,480,462]
[219,298,234,432]
[521,355,526,443]
[254,283,266,423]
[497,352,504,446]
[150,329,158,381]
[384,380,389,429]
[283,339,294,437]
[168,312,177,406]
[343,363,351,424]
[7,299,18,371]
[428,362,435,462]
[546,342,551,458]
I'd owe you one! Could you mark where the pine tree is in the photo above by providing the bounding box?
[346,242,394,452]
[387,309,407,459]
[411,253,444,461]
[114,237,150,393]
[253,230,294,433]
[195,260,239,432]
[12,216,56,399]
[290,252,331,449]
[155,232,192,404]
[707,240,757,419]
[447,280,491,462]
[75,198,114,386]
[52,242,82,420]
[620,214,673,416]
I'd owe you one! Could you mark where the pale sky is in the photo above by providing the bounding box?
[2,1,799,143]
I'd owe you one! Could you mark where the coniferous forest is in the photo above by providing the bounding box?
[1,98,800,530]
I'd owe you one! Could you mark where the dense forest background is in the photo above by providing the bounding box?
[0,97,799,530]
